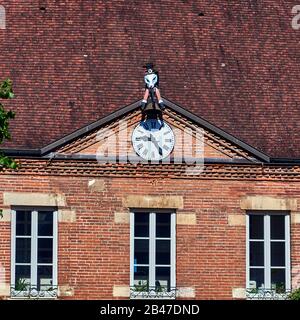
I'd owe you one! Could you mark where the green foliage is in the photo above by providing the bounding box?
[134,280,149,292]
[15,278,29,291]
[0,153,18,169]
[289,287,300,300]
[0,78,17,170]
[0,79,15,99]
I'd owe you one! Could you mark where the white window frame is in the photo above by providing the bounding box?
[130,210,176,299]
[246,212,290,299]
[11,207,58,298]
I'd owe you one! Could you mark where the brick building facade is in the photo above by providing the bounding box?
[1,2,300,300]
[1,100,300,300]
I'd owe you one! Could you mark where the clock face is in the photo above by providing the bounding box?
[132,119,175,161]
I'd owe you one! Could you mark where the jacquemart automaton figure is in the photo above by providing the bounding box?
[140,63,165,111]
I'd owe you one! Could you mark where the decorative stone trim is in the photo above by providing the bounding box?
[176,287,195,298]
[3,192,66,207]
[291,213,300,224]
[58,285,74,297]
[0,284,10,296]
[0,209,10,222]
[88,179,106,192]
[58,209,76,223]
[114,212,130,224]
[123,195,184,209]
[240,196,297,211]
[232,288,246,299]
[228,215,246,226]
[113,285,130,298]
[115,211,196,224]
[177,213,196,225]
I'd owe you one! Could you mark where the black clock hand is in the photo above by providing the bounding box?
[150,134,163,156]
[136,135,151,142]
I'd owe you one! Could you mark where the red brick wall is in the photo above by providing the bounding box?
[1,174,300,299]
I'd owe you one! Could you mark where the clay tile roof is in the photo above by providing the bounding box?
[0,1,299,159]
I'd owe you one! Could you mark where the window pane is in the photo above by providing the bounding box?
[156,240,170,265]
[250,242,264,266]
[134,266,149,290]
[38,212,53,236]
[156,267,171,291]
[134,213,149,237]
[38,239,53,263]
[134,239,149,264]
[16,238,31,263]
[15,265,30,291]
[38,266,53,291]
[249,268,265,289]
[16,211,31,236]
[249,215,264,239]
[271,269,286,292]
[271,242,285,267]
[271,215,285,240]
[156,214,171,238]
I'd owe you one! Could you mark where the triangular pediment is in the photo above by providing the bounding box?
[41,99,269,164]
